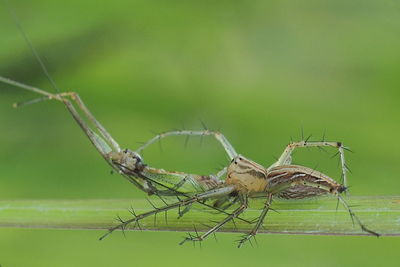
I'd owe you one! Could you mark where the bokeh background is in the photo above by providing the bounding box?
[1,0,400,266]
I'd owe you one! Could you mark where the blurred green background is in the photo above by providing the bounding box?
[1,0,400,266]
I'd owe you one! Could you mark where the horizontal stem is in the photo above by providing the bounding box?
[0,196,399,236]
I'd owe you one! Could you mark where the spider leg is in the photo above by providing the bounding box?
[135,130,238,160]
[139,166,224,195]
[2,76,121,153]
[0,77,156,192]
[99,186,236,240]
[237,193,273,248]
[180,196,248,245]
[58,92,121,152]
[337,195,380,237]
[135,130,234,183]
[269,140,349,189]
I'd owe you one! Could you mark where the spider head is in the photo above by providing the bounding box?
[337,185,348,194]
[108,149,146,173]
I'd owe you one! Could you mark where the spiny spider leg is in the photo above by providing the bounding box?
[135,130,238,160]
[237,193,273,248]
[135,130,233,183]
[145,166,227,193]
[110,163,253,224]
[180,196,248,245]
[0,76,121,152]
[269,140,350,188]
[337,195,380,237]
[129,164,223,196]
[214,167,228,180]
[57,92,120,152]
[0,76,152,192]
[99,186,236,240]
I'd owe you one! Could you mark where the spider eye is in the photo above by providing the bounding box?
[238,157,243,161]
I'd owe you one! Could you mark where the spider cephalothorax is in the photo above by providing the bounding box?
[226,156,268,194]
[108,149,145,174]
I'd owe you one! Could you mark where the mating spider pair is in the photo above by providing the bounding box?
[1,75,379,247]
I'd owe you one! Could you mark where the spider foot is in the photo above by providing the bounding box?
[361,225,380,237]
[179,233,203,246]
[236,233,255,248]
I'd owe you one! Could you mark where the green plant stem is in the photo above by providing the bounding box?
[0,196,399,236]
